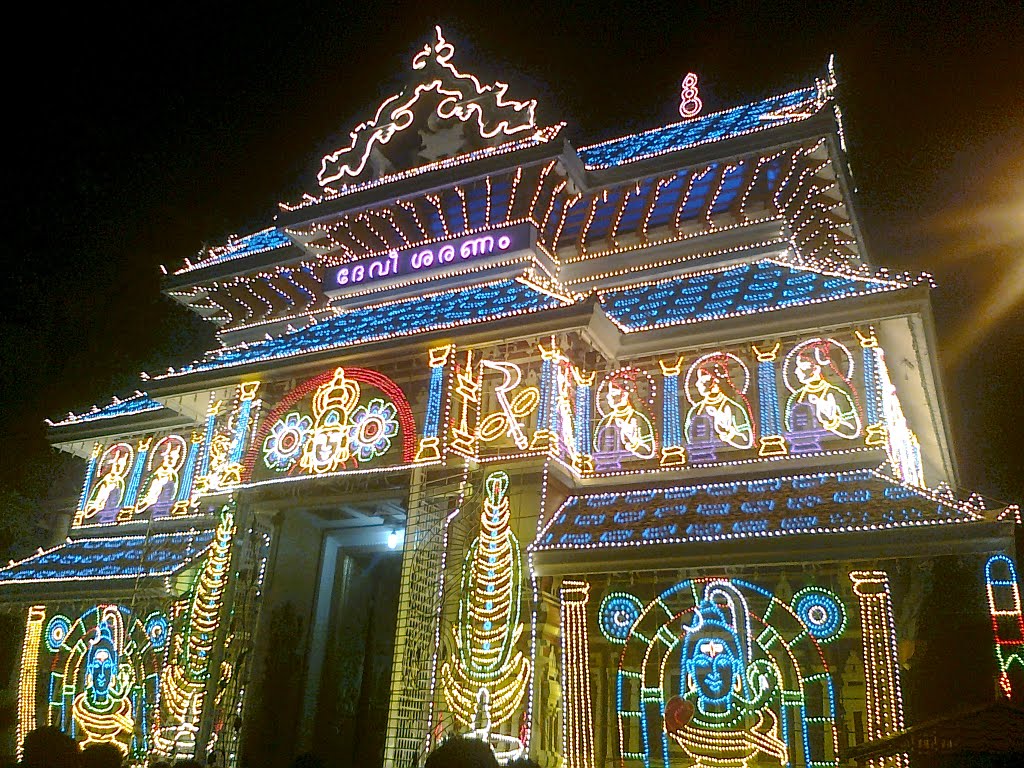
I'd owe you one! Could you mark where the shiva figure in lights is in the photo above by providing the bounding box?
[593,368,656,470]
[684,354,754,461]
[665,584,786,768]
[784,338,862,448]
[608,578,842,768]
[135,435,186,518]
[41,604,164,758]
[72,619,134,754]
[440,471,531,764]
[83,444,133,523]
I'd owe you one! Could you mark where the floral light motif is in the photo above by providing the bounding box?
[350,398,400,461]
[262,412,313,470]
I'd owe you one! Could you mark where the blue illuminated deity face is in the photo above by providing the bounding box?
[85,622,118,703]
[683,604,743,709]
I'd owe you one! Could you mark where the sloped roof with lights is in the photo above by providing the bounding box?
[155,277,574,379]
[578,85,826,170]
[599,259,918,332]
[46,393,164,427]
[0,528,216,590]
[530,468,999,562]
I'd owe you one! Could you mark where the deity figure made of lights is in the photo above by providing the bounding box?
[36,604,165,759]
[593,368,657,471]
[83,444,133,523]
[665,583,786,768]
[72,615,134,755]
[135,435,186,519]
[608,578,843,768]
[300,368,361,473]
[783,338,862,452]
[684,353,755,463]
[441,471,532,763]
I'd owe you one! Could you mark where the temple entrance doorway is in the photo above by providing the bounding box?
[301,505,405,768]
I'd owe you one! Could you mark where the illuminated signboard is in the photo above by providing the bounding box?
[326,223,535,300]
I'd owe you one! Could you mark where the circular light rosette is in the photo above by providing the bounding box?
[145,614,169,650]
[793,587,847,643]
[263,412,313,470]
[599,592,643,644]
[45,615,71,652]
[350,398,399,461]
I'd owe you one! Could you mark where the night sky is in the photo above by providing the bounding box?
[2,2,1023,516]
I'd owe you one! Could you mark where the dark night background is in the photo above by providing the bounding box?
[1,1,1023,558]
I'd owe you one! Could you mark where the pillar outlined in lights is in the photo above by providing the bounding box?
[849,571,908,768]
[752,343,787,456]
[17,605,45,760]
[984,554,1024,698]
[559,580,595,768]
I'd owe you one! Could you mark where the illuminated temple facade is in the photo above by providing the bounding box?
[3,28,1021,768]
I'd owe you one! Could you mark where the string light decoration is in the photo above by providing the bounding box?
[783,338,863,450]
[752,343,787,457]
[659,358,685,468]
[984,555,1024,698]
[560,580,595,768]
[599,259,910,335]
[441,471,531,763]
[134,434,189,519]
[317,26,536,188]
[154,278,569,379]
[683,352,755,462]
[451,349,483,457]
[607,577,840,768]
[858,332,924,487]
[242,366,416,484]
[678,73,703,119]
[531,467,986,554]
[37,604,166,758]
[17,606,45,760]
[46,392,163,428]
[478,360,541,450]
[593,368,658,471]
[416,344,454,462]
[156,507,236,758]
[580,85,827,170]
[848,571,908,768]
[0,528,217,585]
[81,443,134,525]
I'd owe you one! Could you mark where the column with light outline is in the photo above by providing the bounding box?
[560,580,595,768]
[985,554,1024,698]
[752,343,787,456]
[849,571,908,768]
[659,357,685,467]
[17,605,45,760]
[416,344,454,462]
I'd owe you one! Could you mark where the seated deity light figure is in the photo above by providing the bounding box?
[72,620,134,755]
[666,587,787,768]
[785,342,861,439]
[135,439,182,518]
[593,372,655,468]
[85,448,131,523]
[685,361,754,451]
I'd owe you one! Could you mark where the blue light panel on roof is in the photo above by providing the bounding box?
[52,395,163,427]
[578,87,821,170]
[176,278,568,375]
[532,470,975,551]
[0,529,216,583]
[600,260,899,331]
